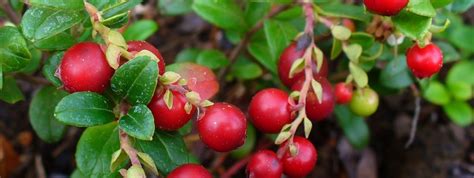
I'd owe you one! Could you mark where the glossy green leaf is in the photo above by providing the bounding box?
[0,26,31,72]
[124,20,159,41]
[231,56,263,80]
[334,105,369,150]
[349,32,375,49]
[244,2,270,27]
[55,92,115,127]
[76,122,122,178]
[331,38,343,60]
[192,0,248,31]
[119,105,155,140]
[21,7,84,41]
[248,30,276,73]
[263,20,299,64]
[101,12,129,29]
[379,56,413,89]
[134,131,191,175]
[431,0,453,8]
[317,4,371,22]
[423,81,451,105]
[447,81,472,101]
[71,169,87,178]
[111,56,159,105]
[32,31,76,50]
[343,44,362,63]
[29,86,68,143]
[449,26,474,53]
[331,25,352,41]
[110,149,128,172]
[42,52,63,87]
[450,0,474,13]
[443,101,472,127]
[0,76,24,104]
[406,0,436,17]
[349,62,368,88]
[392,10,432,40]
[101,0,141,19]
[436,41,460,63]
[20,48,42,74]
[158,0,193,15]
[29,0,84,10]
[447,61,474,85]
[248,20,297,74]
[175,48,200,63]
[196,49,229,69]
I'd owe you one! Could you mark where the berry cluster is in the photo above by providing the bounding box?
[58,40,247,153]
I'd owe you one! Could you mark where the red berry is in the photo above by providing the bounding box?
[59,42,114,93]
[280,136,317,177]
[335,83,353,104]
[278,42,328,87]
[363,0,408,16]
[249,88,293,133]
[148,89,195,131]
[291,77,335,121]
[197,103,247,152]
[127,41,165,75]
[406,43,443,78]
[168,164,212,178]
[246,150,283,178]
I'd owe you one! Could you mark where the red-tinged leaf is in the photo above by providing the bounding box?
[167,63,219,100]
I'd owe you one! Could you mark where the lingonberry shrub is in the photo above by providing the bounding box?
[6,0,467,177]
[197,103,247,152]
[406,43,444,78]
[246,150,283,178]
[280,136,318,177]
[168,164,213,178]
[249,88,293,133]
[59,42,114,93]
[148,89,195,131]
[363,0,409,16]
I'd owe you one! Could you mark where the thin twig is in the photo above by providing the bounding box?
[0,0,20,24]
[405,84,421,148]
[277,0,315,159]
[34,154,46,178]
[14,73,51,85]
[217,5,290,80]
[220,156,250,178]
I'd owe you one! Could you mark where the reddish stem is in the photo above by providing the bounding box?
[278,0,316,158]
[119,130,142,166]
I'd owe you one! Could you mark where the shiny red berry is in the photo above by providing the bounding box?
[127,41,165,75]
[59,42,114,93]
[406,43,443,78]
[280,136,317,177]
[363,0,408,16]
[168,164,212,178]
[197,103,247,152]
[249,88,292,133]
[292,77,335,121]
[148,89,195,131]
[246,150,283,178]
[335,83,353,104]
[278,42,328,87]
